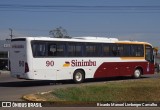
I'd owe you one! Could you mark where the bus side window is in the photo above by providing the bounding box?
[85,44,99,57]
[38,44,46,56]
[68,43,82,57]
[48,43,66,57]
[56,45,65,56]
[110,44,117,56]
[32,43,47,57]
[123,44,131,57]
[131,45,144,57]
[103,44,110,56]
[117,44,124,56]
[48,44,56,56]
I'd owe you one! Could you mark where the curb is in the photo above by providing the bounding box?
[22,94,46,101]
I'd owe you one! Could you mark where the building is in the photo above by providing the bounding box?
[0,39,11,70]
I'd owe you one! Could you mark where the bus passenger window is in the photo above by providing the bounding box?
[32,43,47,57]
[117,45,124,56]
[103,45,110,56]
[68,44,82,57]
[123,45,131,57]
[48,45,56,56]
[131,45,144,57]
[48,44,65,57]
[85,44,98,57]
[56,45,65,56]
[110,45,117,56]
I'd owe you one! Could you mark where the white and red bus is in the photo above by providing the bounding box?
[10,37,155,83]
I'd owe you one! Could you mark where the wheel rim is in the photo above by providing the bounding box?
[75,72,82,82]
[134,69,141,78]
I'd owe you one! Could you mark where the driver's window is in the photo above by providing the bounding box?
[145,45,154,63]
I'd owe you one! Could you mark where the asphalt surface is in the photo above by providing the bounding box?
[0,71,78,101]
[0,71,160,110]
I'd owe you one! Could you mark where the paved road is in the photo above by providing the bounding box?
[0,71,160,110]
[0,71,77,101]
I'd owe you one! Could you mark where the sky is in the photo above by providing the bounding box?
[0,0,160,47]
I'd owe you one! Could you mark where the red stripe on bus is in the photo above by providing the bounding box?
[94,62,154,78]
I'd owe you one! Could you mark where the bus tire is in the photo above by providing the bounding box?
[133,69,142,79]
[73,70,85,83]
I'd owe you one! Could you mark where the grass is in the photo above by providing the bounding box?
[37,78,160,102]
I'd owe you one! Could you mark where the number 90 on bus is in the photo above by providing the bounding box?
[46,61,54,67]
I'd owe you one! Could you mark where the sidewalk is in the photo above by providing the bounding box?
[0,70,10,75]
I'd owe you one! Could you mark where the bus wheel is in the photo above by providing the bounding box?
[133,69,142,79]
[73,70,85,83]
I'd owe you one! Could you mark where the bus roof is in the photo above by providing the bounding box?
[12,36,152,46]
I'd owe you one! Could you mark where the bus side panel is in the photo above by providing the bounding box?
[93,62,119,78]
[143,62,155,75]
[94,61,154,78]
[31,58,82,80]
[56,58,93,80]
[32,58,57,80]
[57,58,99,80]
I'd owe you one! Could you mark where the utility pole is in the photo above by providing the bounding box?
[9,28,13,39]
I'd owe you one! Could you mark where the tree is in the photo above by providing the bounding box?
[49,26,70,38]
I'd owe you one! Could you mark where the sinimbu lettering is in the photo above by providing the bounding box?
[71,60,96,67]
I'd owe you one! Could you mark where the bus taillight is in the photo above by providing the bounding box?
[25,62,29,73]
